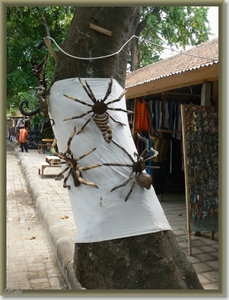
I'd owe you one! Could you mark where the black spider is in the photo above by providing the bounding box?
[63,78,133,143]
[103,140,158,201]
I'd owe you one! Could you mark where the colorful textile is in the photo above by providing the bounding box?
[134,99,149,133]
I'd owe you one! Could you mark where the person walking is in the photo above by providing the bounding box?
[149,127,170,202]
[18,124,28,153]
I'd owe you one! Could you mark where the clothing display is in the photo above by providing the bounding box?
[135,99,182,140]
[132,97,184,192]
[150,135,170,163]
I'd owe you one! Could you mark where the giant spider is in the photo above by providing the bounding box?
[50,126,101,189]
[63,78,134,143]
[103,140,158,202]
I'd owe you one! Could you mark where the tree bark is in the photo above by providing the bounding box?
[52,7,141,88]
[74,231,202,289]
[50,7,203,290]
[130,7,161,71]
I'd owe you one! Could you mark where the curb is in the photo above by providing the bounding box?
[15,146,83,290]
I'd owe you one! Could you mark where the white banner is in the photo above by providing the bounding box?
[49,78,171,243]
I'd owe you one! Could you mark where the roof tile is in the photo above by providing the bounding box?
[126,38,218,88]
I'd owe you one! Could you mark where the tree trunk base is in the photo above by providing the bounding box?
[73,230,203,289]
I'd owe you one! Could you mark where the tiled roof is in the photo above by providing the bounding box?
[125,38,218,88]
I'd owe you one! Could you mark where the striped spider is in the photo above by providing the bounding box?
[103,140,158,201]
[63,78,133,143]
[51,126,101,189]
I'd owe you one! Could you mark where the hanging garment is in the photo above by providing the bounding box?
[154,100,159,130]
[151,135,170,164]
[146,137,153,173]
[147,100,154,126]
[168,101,175,131]
[134,99,149,133]
[172,103,177,138]
[158,101,162,130]
[163,100,170,129]
[176,103,182,140]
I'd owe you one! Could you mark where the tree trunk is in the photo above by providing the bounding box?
[52,7,141,88]
[49,7,203,290]
[74,231,202,289]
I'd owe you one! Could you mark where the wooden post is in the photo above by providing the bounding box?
[181,104,192,256]
[201,82,211,106]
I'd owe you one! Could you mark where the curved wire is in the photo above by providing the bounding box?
[45,35,218,61]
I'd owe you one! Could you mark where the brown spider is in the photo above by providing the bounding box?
[103,140,158,202]
[63,78,134,143]
[50,126,101,189]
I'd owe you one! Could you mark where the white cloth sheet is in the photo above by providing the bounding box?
[49,78,171,243]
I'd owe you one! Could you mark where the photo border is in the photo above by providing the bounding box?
[1,0,226,298]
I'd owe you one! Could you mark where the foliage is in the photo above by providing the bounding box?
[6,6,74,113]
[138,6,211,67]
[6,6,212,112]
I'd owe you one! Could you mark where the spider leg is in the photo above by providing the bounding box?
[63,149,74,159]
[106,89,127,105]
[103,163,132,167]
[106,112,126,126]
[66,126,76,151]
[75,147,97,161]
[112,140,135,163]
[102,78,113,102]
[63,169,72,189]
[63,94,93,107]
[50,139,58,156]
[137,148,149,159]
[56,153,66,160]
[55,166,69,181]
[79,78,97,104]
[79,164,102,171]
[144,148,159,162]
[76,113,96,135]
[77,176,99,188]
[125,174,137,202]
[110,171,134,192]
[107,107,134,114]
[52,161,66,166]
[63,110,93,121]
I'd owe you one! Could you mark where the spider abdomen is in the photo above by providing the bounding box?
[136,173,152,190]
[71,169,81,187]
[94,114,112,143]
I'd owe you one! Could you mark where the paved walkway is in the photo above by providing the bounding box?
[6,143,68,291]
[160,195,219,290]
[6,141,219,291]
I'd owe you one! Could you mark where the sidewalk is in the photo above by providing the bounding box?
[160,194,219,290]
[7,141,219,290]
[6,142,68,291]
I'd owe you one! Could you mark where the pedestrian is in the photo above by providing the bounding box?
[18,124,28,153]
[149,127,170,202]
